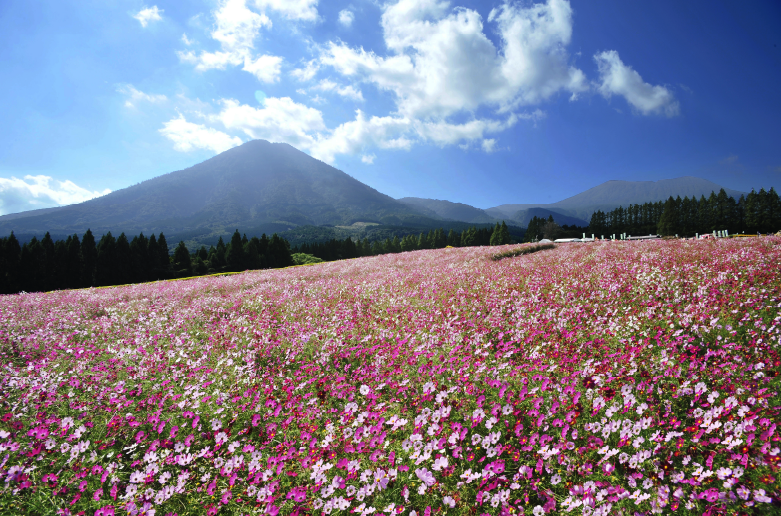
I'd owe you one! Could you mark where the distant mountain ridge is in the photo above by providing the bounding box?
[488,177,747,222]
[0,140,748,240]
[396,198,497,224]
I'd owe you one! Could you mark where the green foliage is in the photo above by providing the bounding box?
[173,241,193,275]
[490,243,556,261]
[291,252,324,265]
[589,187,781,238]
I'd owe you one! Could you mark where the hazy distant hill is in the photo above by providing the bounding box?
[489,177,747,222]
[509,207,589,228]
[0,140,439,238]
[397,198,498,224]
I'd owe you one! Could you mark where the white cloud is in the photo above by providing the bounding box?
[133,6,163,27]
[253,0,318,21]
[182,33,194,46]
[338,10,355,28]
[320,0,586,121]
[159,114,243,153]
[303,0,582,158]
[243,54,284,83]
[179,0,285,83]
[212,97,326,150]
[361,154,375,164]
[412,114,519,146]
[0,175,111,215]
[117,84,167,108]
[309,110,413,163]
[210,0,271,54]
[314,79,364,101]
[594,50,680,117]
[176,49,198,64]
[291,59,320,81]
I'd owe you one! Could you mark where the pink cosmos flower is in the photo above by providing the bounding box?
[220,490,232,504]
[415,468,435,486]
[286,486,307,502]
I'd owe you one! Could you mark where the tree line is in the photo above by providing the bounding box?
[589,188,781,238]
[1,223,513,294]
[523,216,589,242]
[0,229,294,295]
[292,222,513,262]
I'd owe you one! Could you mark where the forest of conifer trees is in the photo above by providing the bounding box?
[0,222,514,294]
[589,188,780,238]
[292,222,512,263]
[0,229,296,295]
[521,188,781,242]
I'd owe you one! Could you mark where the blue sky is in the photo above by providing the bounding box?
[0,0,779,215]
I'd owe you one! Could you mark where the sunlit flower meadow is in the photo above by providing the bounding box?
[1,238,780,516]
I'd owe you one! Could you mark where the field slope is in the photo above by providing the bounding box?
[1,238,780,515]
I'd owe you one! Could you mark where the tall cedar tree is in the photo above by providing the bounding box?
[227,230,245,271]
[173,241,192,275]
[81,229,97,287]
[3,232,21,293]
[157,233,171,278]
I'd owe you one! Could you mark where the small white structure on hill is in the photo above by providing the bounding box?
[626,235,661,241]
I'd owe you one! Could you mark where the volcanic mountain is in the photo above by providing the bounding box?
[0,140,438,238]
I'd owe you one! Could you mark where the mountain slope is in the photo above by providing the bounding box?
[397,198,497,224]
[509,208,589,228]
[0,140,437,236]
[490,177,747,222]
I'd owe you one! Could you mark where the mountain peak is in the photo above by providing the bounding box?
[0,140,431,238]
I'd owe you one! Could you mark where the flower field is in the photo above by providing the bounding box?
[1,238,780,516]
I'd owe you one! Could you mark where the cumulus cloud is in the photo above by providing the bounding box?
[314,79,364,101]
[159,114,243,153]
[178,0,283,83]
[310,110,413,163]
[133,6,163,27]
[204,98,540,164]
[320,0,586,120]
[253,0,318,21]
[243,54,284,83]
[212,97,326,151]
[0,175,111,215]
[117,84,167,108]
[291,59,320,81]
[180,0,677,163]
[594,50,680,116]
[181,33,194,46]
[298,0,584,158]
[481,139,497,153]
[361,154,375,164]
[338,10,355,28]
